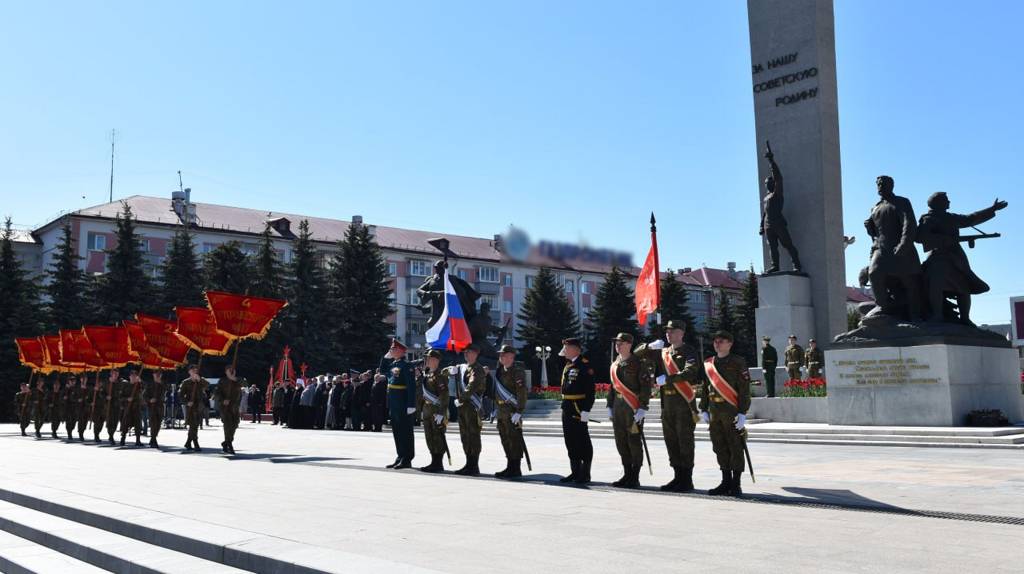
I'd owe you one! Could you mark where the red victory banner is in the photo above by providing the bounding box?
[635,212,661,327]
[83,325,134,368]
[42,334,72,373]
[124,320,178,370]
[136,314,191,365]
[15,337,47,371]
[73,329,107,370]
[174,306,233,356]
[206,291,287,340]
[59,329,85,367]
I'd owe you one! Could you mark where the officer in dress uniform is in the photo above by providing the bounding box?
[606,333,653,489]
[636,320,703,492]
[493,345,528,479]
[558,337,595,485]
[761,336,778,397]
[418,349,449,473]
[804,339,824,380]
[698,330,752,497]
[451,344,487,476]
[783,335,804,382]
[380,338,417,469]
[180,364,209,452]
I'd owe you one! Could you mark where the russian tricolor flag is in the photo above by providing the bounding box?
[425,270,472,352]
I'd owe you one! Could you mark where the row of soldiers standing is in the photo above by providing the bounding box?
[12,363,246,455]
[759,335,825,396]
[380,319,751,497]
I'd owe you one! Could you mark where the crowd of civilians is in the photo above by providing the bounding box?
[262,371,391,431]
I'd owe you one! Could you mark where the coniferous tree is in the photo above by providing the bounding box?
[705,290,737,352]
[251,224,284,299]
[283,220,331,370]
[734,272,759,365]
[0,218,43,421]
[247,224,287,385]
[92,202,154,323]
[159,227,204,314]
[45,223,89,330]
[517,267,578,386]
[584,266,638,369]
[203,242,252,294]
[647,269,697,346]
[328,221,393,370]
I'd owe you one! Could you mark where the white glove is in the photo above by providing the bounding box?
[634,408,646,423]
[454,399,461,407]
[406,407,416,415]
[433,414,443,425]
[580,411,590,423]
[700,411,710,424]
[649,339,665,350]
[735,413,747,430]
[511,413,521,425]
[656,374,666,387]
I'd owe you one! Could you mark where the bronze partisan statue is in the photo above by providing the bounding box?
[416,260,480,328]
[864,175,924,320]
[759,140,802,274]
[916,193,1007,325]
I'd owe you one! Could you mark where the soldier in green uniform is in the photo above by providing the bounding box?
[783,335,804,382]
[89,373,108,442]
[216,365,243,454]
[104,369,124,445]
[493,344,528,479]
[761,336,778,397]
[606,333,653,489]
[804,339,824,380]
[418,349,449,473]
[76,375,91,441]
[31,377,49,438]
[451,344,487,476]
[558,337,595,484]
[180,364,209,451]
[119,369,144,447]
[698,330,752,497]
[16,382,32,436]
[381,338,417,468]
[63,375,80,440]
[49,378,64,439]
[144,371,167,448]
[637,320,703,492]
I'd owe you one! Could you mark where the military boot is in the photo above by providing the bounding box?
[51,430,58,439]
[676,468,695,493]
[184,438,193,450]
[559,460,579,483]
[149,437,158,448]
[108,435,115,446]
[78,431,84,441]
[619,465,640,489]
[228,442,236,455]
[612,464,631,487]
[494,460,511,478]
[135,435,143,447]
[708,470,732,495]
[386,456,402,469]
[221,441,229,453]
[119,434,126,447]
[731,470,744,497]
[67,429,73,440]
[21,429,27,437]
[419,453,444,473]
[573,459,592,485]
[93,431,100,442]
[394,457,412,469]
[505,458,522,479]
[660,466,682,491]
[35,430,42,439]
[193,439,201,452]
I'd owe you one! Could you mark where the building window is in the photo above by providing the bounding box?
[408,322,423,335]
[87,233,106,251]
[502,274,512,286]
[409,259,430,277]
[478,266,499,283]
[525,275,536,289]
[502,300,513,313]
[409,289,421,306]
[480,294,496,309]
[457,269,468,280]
[565,279,575,294]
[387,262,397,277]
[201,242,218,254]
[580,281,590,295]
[140,238,151,253]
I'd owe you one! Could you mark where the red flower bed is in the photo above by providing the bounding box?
[781,377,827,397]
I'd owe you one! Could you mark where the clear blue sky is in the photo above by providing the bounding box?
[2,1,1020,324]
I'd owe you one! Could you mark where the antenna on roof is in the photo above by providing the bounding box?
[108,129,117,203]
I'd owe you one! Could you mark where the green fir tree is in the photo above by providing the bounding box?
[0,219,43,421]
[92,202,155,323]
[45,222,89,329]
[585,266,638,369]
[159,227,204,314]
[517,267,578,386]
[203,241,252,294]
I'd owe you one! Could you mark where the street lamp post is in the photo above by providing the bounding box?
[534,345,552,389]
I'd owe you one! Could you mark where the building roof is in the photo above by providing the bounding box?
[846,287,874,304]
[9,228,39,244]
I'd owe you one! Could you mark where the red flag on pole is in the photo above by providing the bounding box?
[136,314,191,365]
[83,326,134,367]
[73,329,107,370]
[15,337,47,372]
[635,212,661,327]
[174,306,234,356]
[205,291,287,341]
[125,320,179,370]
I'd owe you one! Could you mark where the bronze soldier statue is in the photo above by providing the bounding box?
[865,175,924,320]
[760,141,802,273]
[916,193,1007,325]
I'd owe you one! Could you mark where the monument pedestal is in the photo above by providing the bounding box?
[825,344,1024,426]
[756,273,815,352]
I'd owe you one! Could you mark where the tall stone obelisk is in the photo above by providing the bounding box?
[748,0,847,345]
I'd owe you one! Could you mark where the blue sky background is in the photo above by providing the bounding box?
[2,1,1020,324]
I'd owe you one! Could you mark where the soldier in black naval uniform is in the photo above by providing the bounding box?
[698,330,752,497]
[557,337,595,484]
[380,338,417,469]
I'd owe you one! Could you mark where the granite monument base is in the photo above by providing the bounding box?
[756,272,816,350]
[825,344,1023,426]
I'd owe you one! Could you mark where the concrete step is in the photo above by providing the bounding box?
[0,499,249,573]
[0,529,108,574]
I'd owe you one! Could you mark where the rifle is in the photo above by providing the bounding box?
[959,232,1000,249]
[738,427,756,483]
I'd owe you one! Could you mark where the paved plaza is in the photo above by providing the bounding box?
[1,420,1022,573]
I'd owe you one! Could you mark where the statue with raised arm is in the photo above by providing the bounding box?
[759,141,803,273]
[864,175,924,320]
[916,193,1007,325]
